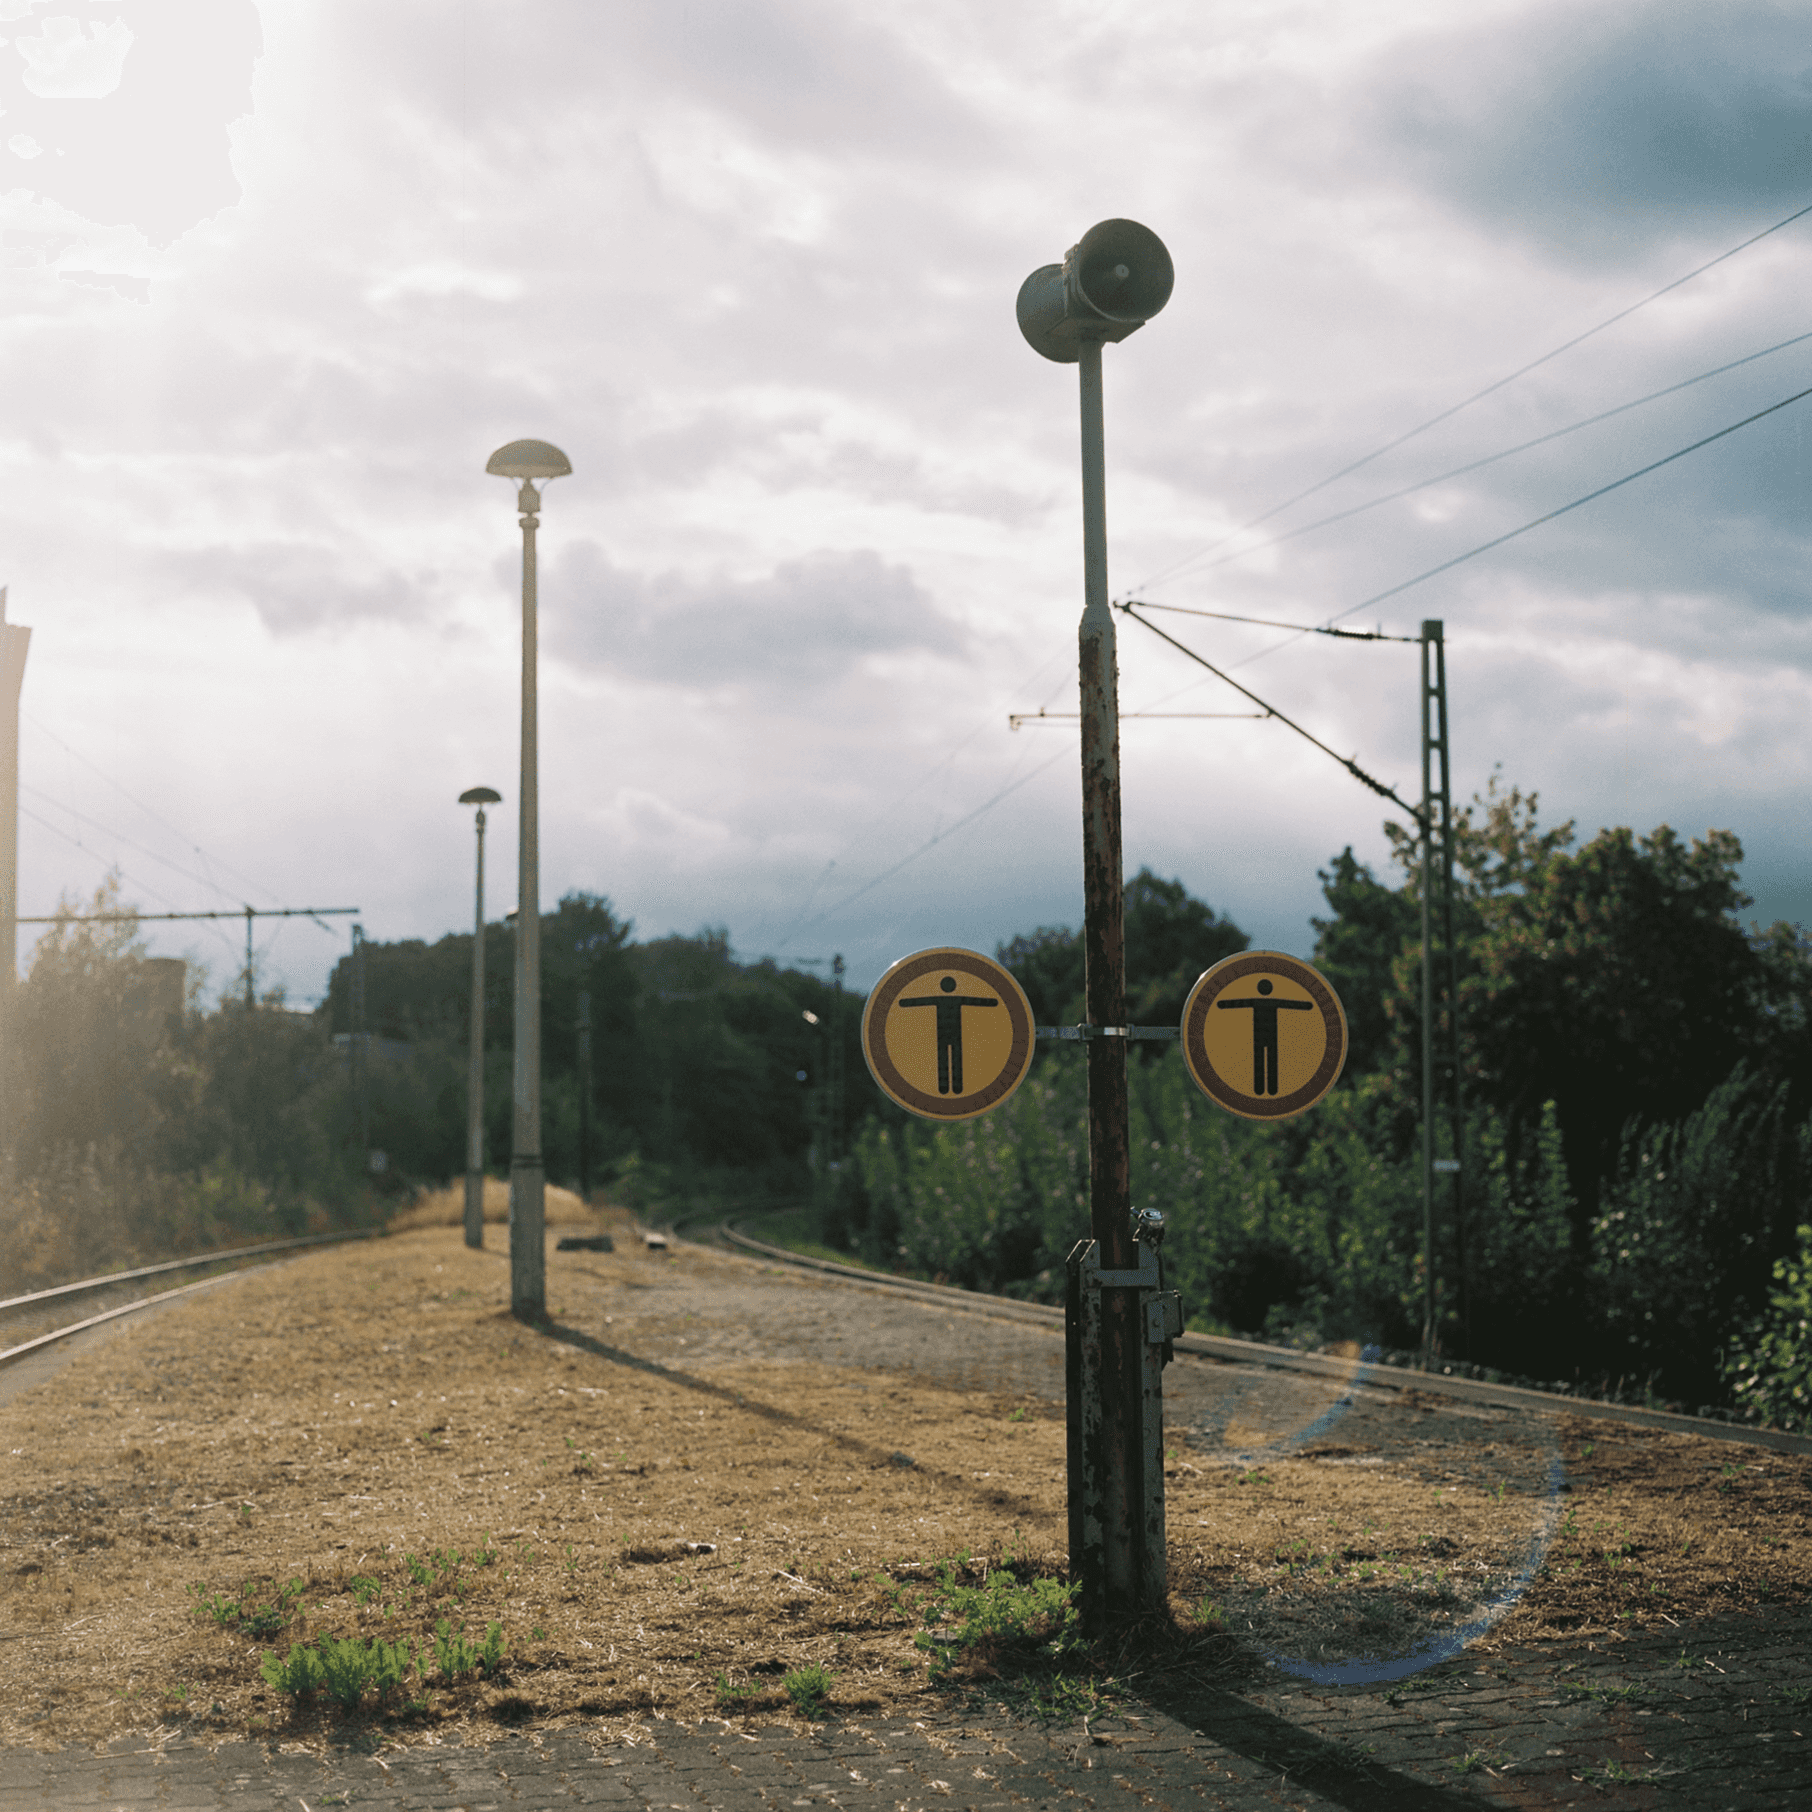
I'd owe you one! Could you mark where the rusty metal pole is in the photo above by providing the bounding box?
[1076,337,1156,1625]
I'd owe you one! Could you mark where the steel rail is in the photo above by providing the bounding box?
[0,1227,379,1317]
[717,1226,1812,1459]
[0,1271,252,1369]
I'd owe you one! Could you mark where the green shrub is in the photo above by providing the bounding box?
[1724,1224,1812,1432]
[261,1635,419,1710]
[912,1564,1080,1679]
[782,1663,834,1716]
[259,1642,324,1698]
[433,1618,505,1681]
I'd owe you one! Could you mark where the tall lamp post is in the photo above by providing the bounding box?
[459,786,501,1249]
[486,438,572,1320]
[1018,220,1173,1625]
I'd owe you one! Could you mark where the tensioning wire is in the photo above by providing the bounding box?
[1154,324,1812,587]
[1134,197,1812,592]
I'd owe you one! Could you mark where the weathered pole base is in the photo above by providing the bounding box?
[510,1158,546,1320]
[463,1170,485,1250]
[1066,1237,1181,1630]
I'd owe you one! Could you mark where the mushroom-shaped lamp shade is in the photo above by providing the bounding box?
[459,786,502,806]
[485,440,572,480]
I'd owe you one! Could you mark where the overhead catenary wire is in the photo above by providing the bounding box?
[759,645,1071,954]
[1117,602,1427,830]
[1119,602,1418,643]
[1154,324,1812,587]
[21,707,290,911]
[1134,198,1812,592]
[1221,376,1812,668]
[784,744,1072,946]
[16,804,244,964]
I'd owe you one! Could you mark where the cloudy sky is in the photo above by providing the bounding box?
[5,0,1810,1007]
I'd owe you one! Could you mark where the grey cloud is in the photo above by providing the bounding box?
[546,545,964,687]
[164,544,436,635]
[1366,0,1812,262]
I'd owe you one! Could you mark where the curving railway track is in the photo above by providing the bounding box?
[0,1227,378,1372]
[708,1219,1812,1459]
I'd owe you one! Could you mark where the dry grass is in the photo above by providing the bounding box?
[0,1221,1804,1756]
[386,1178,597,1232]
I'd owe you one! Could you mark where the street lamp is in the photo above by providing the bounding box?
[1018,220,1173,1626]
[486,437,572,1320]
[459,785,501,1251]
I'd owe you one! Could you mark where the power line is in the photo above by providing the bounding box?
[23,783,253,904]
[1210,376,1812,673]
[757,645,1070,953]
[17,804,242,963]
[1305,377,1812,634]
[1118,603,1426,829]
[1118,602,1418,643]
[1135,198,1812,591]
[784,745,1072,946]
[21,708,286,909]
[1153,325,1812,587]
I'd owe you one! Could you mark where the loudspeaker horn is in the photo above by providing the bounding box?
[1066,218,1174,328]
[1015,263,1079,364]
[1016,218,1174,363]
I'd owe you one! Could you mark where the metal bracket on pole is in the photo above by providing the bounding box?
[1065,1230,1182,1626]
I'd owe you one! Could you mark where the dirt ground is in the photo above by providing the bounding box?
[0,1211,1805,1756]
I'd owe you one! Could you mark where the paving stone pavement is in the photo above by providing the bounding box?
[4,1607,1808,1812]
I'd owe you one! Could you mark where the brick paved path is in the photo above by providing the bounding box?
[4,1604,1807,1810]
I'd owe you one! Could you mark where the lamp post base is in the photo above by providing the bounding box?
[463,1169,485,1250]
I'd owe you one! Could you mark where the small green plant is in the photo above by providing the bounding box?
[1194,1596,1228,1633]
[350,1575,382,1607]
[237,1502,254,1526]
[193,1576,306,1640]
[783,1663,834,1717]
[715,1670,761,1709]
[475,1537,499,1567]
[912,1563,1080,1680]
[1449,1749,1501,1776]
[433,1618,505,1681]
[262,1635,418,1710]
[260,1642,325,1699]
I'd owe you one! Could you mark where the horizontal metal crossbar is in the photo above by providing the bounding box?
[1035,1024,1180,1041]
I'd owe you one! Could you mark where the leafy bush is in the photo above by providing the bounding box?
[1724,1225,1812,1432]
[1592,1071,1808,1400]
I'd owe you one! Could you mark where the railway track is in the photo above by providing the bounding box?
[713,1221,1812,1459]
[0,1227,378,1371]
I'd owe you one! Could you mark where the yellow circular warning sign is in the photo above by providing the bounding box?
[862,947,1036,1121]
[1181,951,1347,1121]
